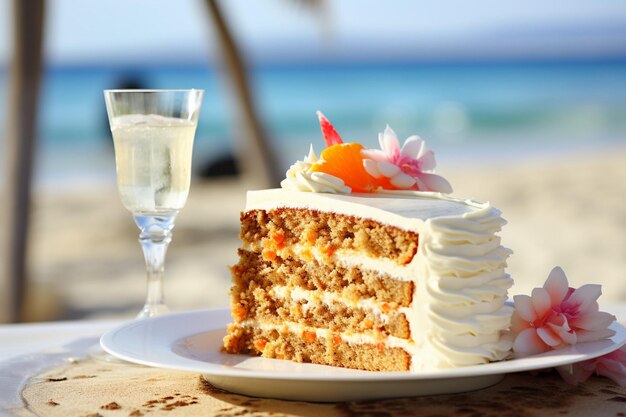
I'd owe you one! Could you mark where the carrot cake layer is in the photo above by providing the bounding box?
[241,208,419,265]
[223,325,411,372]
[232,249,414,306]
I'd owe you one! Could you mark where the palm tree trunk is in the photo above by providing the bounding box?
[0,0,45,323]
[204,0,281,188]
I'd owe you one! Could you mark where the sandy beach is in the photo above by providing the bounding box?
[24,145,626,321]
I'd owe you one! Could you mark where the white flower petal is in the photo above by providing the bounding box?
[568,284,602,313]
[416,173,453,193]
[361,149,389,163]
[363,159,382,178]
[543,266,570,305]
[531,287,552,318]
[390,172,416,189]
[415,138,426,158]
[594,346,626,386]
[377,161,401,178]
[417,149,436,171]
[513,295,537,322]
[513,328,548,357]
[400,135,423,159]
[571,311,616,331]
[414,176,426,191]
[510,311,531,333]
[380,126,400,158]
[575,328,616,343]
[547,321,577,345]
[556,363,595,385]
[537,326,563,347]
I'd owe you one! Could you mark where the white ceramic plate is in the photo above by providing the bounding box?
[101,308,626,402]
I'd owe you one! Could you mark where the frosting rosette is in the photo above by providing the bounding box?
[280,145,351,194]
[281,112,453,194]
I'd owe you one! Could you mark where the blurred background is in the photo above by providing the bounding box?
[1,0,625,322]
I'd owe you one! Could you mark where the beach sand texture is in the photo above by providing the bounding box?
[14,355,625,416]
[25,146,626,321]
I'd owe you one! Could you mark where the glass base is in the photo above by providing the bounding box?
[136,303,170,320]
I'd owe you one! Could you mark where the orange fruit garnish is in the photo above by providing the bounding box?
[310,143,397,193]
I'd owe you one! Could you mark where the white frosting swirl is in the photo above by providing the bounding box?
[280,145,351,194]
[415,205,513,368]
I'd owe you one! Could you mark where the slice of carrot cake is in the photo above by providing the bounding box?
[223,113,513,371]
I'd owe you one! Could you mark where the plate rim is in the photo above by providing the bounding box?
[101,308,626,382]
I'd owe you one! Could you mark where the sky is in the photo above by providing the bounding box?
[1,0,626,65]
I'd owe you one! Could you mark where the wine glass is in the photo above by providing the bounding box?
[104,89,204,319]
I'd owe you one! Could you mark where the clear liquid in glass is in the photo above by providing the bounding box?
[110,114,196,215]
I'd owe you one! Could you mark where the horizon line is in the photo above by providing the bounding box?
[1,52,626,72]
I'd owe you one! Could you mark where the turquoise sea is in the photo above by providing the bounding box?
[1,59,626,187]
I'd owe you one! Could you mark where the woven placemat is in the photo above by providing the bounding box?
[13,357,626,417]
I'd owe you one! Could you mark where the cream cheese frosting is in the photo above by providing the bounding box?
[245,188,513,370]
[280,145,351,194]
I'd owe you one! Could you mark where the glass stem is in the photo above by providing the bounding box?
[134,213,177,319]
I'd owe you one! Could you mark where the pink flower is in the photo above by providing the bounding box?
[360,126,453,193]
[511,267,616,357]
[556,346,626,387]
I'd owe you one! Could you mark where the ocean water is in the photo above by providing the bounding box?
[1,59,626,187]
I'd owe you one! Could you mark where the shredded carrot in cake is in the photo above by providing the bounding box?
[262,249,277,261]
[253,338,268,352]
[302,228,317,245]
[381,302,398,314]
[270,230,285,246]
[302,331,317,343]
[374,327,385,340]
[321,244,337,259]
[232,305,246,322]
